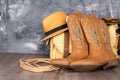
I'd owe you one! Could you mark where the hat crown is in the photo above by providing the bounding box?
[42,12,67,32]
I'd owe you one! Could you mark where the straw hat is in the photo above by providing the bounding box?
[41,12,68,41]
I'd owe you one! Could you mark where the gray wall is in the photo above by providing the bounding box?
[0,0,120,54]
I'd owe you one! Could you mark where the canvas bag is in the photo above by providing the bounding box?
[102,18,120,57]
[50,31,69,59]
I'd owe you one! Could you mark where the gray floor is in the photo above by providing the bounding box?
[0,53,120,80]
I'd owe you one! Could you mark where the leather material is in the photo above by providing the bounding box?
[51,12,88,67]
[70,14,118,71]
[52,12,118,71]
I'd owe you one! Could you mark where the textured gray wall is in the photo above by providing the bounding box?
[0,0,120,54]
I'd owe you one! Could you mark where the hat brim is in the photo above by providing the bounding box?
[41,28,68,41]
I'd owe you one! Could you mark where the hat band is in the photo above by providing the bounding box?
[45,24,67,36]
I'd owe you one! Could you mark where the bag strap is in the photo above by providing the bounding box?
[63,31,70,58]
